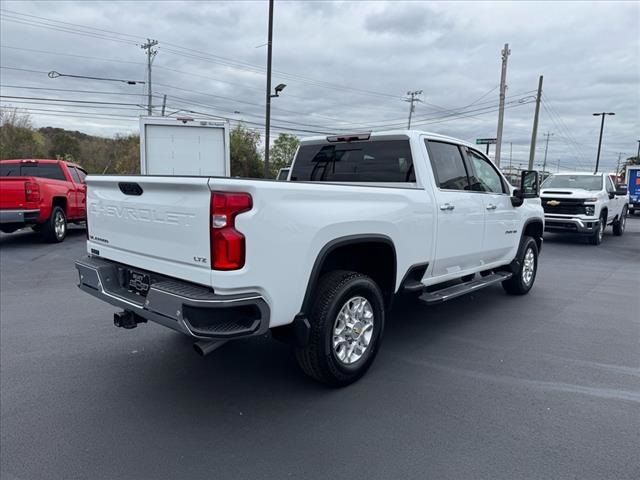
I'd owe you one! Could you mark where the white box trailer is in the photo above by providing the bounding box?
[139,117,230,176]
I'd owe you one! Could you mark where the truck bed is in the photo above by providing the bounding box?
[85,174,433,326]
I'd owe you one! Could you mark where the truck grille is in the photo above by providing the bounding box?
[542,198,586,215]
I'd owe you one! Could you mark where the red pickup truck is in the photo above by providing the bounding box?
[0,159,87,242]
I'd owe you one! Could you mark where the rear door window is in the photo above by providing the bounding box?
[76,168,87,183]
[425,140,470,190]
[69,167,82,183]
[290,139,415,182]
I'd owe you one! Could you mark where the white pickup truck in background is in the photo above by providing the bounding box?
[75,130,543,386]
[541,172,629,245]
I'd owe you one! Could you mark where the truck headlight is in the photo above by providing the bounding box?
[585,206,595,216]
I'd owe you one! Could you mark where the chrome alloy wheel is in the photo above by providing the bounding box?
[522,247,535,286]
[598,223,604,242]
[621,210,626,232]
[54,210,66,239]
[332,296,374,365]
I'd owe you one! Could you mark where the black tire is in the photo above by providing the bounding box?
[41,206,67,243]
[502,236,538,295]
[1,227,18,234]
[613,206,627,236]
[295,270,385,387]
[588,212,606,245]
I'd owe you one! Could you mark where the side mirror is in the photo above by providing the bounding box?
[520,170,540,198]
[511,170,539,207]
[608,192,615,199]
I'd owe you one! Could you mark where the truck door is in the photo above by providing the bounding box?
[463,147,518,265]
[73,167,88,218]
[605,175,619,222]
[424,140,485,278]
[67,166,84,219]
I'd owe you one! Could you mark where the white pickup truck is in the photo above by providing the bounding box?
[541,172,629,245]
[75,131,543,386]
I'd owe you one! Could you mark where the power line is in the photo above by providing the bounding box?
[0,95,149,107]
[0,15,140,46]
[0,84,161,97]
[1,45,146,66]
[1,9,406,103]
[0,8,143,41]
[0,66,50,75]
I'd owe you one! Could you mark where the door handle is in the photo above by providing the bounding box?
[486,203,497,210]
[440,203,455,211]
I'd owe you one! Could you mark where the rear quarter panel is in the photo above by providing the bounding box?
[208,178,435,327]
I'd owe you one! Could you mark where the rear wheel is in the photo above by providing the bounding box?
[295,270,385,387]
[588,212,606,245]
[613,207,627,236]
[41,206,67,243]
[502,236,538,295]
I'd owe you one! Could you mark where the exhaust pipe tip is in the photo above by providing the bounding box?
[193,340,227,357]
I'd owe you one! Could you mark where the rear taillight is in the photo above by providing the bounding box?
[24,181,40,203]
[210,191,252,270]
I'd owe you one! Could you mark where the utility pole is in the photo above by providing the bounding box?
[405,90,423,129]
[542,132,553,176]
[495,43,510,167]
[141,39,158,116]
[592,112,615,173]
[616,152,622,178]
[161,94,167,116]
[263,0,274,178]
[528,75,544,170]
[636,140,640,160]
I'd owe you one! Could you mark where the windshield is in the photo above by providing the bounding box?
[542,175,602,191]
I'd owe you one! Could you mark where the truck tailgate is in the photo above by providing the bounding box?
[86,176,213,285]
[0,177,30,209]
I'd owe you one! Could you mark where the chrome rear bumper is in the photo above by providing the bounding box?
[75,256,270,340]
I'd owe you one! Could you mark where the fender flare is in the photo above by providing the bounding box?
[299,234,397,315]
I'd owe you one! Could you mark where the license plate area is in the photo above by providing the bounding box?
[125,269,151,297]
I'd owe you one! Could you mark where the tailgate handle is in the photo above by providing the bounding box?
[119,182,143,196]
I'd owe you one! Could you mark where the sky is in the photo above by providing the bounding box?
[0,0,638,173]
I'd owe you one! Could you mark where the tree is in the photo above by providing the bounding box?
[230,124,264,178]
[48,131,81,160]
[269,133,299,177]
[0,107,45,159]
[111,134,141,174]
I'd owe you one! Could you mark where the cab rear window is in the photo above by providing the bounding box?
[290,140,415,182]
[0,163,66,181]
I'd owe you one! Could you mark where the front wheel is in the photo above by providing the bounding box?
[588,212,606,245]
[613,207,627,236]
[295,270,385,387]
[502,236,538,295]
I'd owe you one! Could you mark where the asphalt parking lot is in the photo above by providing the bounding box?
[1,220,639,480]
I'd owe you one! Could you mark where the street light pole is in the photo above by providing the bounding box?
[592,112,615,173]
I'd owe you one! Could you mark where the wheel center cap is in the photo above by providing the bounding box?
[352,321,364,336]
